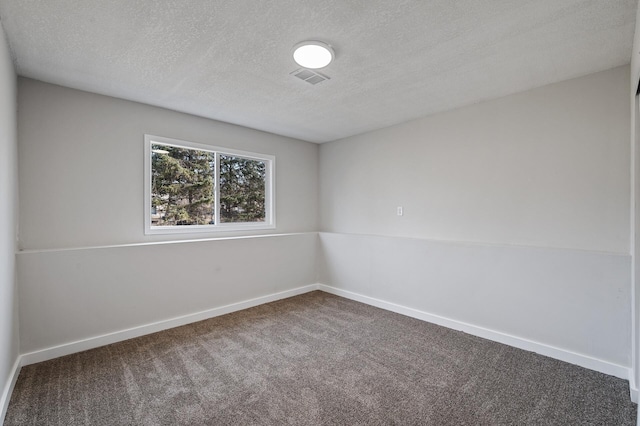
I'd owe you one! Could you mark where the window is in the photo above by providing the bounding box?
[144,135,274,234]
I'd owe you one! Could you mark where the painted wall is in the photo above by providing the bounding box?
[319,233,630,375]
[18,78,319,250]
[318,66,632,374]
[16,80,319,357]
[630,0,640,403]
[321,66,630,254]
[17,233,317,355]
[0,21,19,420]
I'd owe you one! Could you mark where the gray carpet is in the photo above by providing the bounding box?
[4,291,637,425]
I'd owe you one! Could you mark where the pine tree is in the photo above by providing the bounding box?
[151,145,214,225]
[219,155,266,222]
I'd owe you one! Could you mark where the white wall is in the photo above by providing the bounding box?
[18,78,319,250]
[0,21,19,421]
[630,0,640,402]
[321,66,630,254]
[18,233,317,356]
[319,66,632,376]
[319,233,630,374]
[16,80,319,358]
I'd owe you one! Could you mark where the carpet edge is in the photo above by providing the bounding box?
[20,284,321,367]
[317,284,631,381]
[0,356,21,424]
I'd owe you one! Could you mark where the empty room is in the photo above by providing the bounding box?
[2,0,640,424]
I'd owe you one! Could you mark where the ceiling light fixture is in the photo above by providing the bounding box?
[292,41,334,69]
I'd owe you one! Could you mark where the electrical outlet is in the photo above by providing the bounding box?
[397,206,403,216]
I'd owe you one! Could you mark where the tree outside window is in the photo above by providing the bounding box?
[145,135,274,234]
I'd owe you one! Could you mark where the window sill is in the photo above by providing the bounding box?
[144,223,276,236]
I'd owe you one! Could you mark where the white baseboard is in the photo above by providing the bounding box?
[0,356,22,425]
[318,284,631,381]
[630,374,638,404]
[21,284,320,366]
[12,282,632,406]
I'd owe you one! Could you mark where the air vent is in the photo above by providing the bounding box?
[290,68,330,85]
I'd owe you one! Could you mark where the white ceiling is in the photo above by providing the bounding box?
[0,0,637,143]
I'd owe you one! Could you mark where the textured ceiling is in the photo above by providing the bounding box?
[0,0,637,143]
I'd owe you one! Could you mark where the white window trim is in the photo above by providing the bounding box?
[144,134,275,235]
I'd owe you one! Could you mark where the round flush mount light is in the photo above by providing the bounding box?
[292,41,334,69]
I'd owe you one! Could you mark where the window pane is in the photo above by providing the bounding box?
[219,155,266,223]
[151,144,215,226]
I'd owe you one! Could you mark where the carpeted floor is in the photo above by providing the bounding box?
[4,291,637,425]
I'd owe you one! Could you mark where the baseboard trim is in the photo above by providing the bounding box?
[318,284,630,381]
[21,284,320,366]
[0,356,22,424]
[630,384,638,404]
[629,374,638,404]
[13,283,632,400]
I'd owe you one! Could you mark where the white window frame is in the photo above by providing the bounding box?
[144,134,275,235]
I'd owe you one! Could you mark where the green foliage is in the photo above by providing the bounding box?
[151,145,214,226]
[219,155,266,223]
[151,145,267,227]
